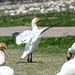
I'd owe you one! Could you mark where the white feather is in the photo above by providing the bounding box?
[16,27,49,45]
[56,56,75,75]
[0,53,5,66]
[0,50,5,66]
[16,30,31,45]
[21,35,41,58]
[16,18,50,59]
[68,43,75,54]
[0,66,14,75]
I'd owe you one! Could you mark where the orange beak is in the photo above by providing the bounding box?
[38,18,43,22]
[36,18,43,23]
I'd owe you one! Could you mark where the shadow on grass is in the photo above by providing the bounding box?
[16,61,43,64]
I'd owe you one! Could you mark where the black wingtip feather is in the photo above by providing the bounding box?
[12,32,21,38]
[41,24,56,34]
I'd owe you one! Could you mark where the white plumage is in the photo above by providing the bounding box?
[67,42,75,60]
[0,43,7,66]
[16,27,49,45]
[0,66,14,75]
[0,51,5,66]
[56,56,75,75]
[16,17,51,62]
[68,43,75,54]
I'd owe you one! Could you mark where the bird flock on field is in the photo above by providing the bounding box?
[0,17,75,75]
[0,0,75,16]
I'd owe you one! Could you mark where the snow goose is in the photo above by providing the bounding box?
[0,43,7,66]
[56,56,75,75]
[15,17,55,62]
[67,43,75,60]
[0,66,14,75]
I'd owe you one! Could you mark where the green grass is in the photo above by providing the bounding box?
[1,36,75,52]
[0,36,75,75]
[0,11,75,27]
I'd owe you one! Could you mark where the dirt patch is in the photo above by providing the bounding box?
[72,18,75,21]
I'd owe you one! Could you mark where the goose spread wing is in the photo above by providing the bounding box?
[16,27,50,45]
[30,25,55,44]
[30,27,50,44]
[16,30,31,45]
[16,30,40,45]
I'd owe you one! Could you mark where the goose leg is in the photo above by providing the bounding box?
[30,53,32,62]
[27,54,30,62]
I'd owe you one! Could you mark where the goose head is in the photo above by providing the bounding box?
[31,17,43,30]
[0,43,7,50]
[67,48,72,60]
[32,17,43,24]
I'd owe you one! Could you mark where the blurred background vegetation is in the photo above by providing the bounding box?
[0,0,75,27]
[0,0,49,5]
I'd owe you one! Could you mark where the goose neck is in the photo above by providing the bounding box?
[31,23,38,30]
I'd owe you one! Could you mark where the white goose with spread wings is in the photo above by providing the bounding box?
[16,17,53,62]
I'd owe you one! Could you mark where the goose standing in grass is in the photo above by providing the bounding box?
[0,43,7,66]
[15,17,55,62]
[0,66,14,75]
[0,43,14,75]
[67,42,75,60]
[56,56,75,75]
